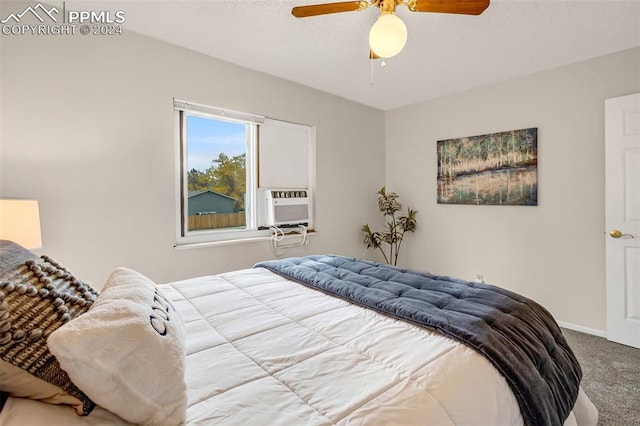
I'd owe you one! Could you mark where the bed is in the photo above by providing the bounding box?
[0,242,598,425]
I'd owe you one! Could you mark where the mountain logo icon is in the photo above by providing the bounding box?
[1,2,59,24]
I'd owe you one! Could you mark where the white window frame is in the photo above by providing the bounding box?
[174,99,315,247]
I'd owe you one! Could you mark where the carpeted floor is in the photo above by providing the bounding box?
[562,328,640,425]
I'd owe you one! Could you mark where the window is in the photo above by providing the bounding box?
[174,100,314,246]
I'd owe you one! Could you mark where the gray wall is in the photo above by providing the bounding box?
[0,30,385,287]
[385,47,640,333]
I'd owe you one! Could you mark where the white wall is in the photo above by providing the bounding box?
[385,47,640,333]
[0,30,385,287]
[2,25,637,334]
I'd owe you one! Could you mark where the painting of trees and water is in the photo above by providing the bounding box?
[437,128,537,205]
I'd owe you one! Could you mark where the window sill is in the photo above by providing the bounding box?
[174,229,316,250]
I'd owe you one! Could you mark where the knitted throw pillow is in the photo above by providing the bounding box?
[0,240,98,415]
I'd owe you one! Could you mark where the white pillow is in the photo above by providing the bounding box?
[47,267,187,425]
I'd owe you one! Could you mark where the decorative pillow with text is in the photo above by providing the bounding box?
[48,267,187,425]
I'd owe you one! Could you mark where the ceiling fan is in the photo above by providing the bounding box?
[292,0,490,58]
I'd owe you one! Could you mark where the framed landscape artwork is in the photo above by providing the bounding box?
[437,128,538,205]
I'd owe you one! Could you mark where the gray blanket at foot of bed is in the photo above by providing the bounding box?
[254,254,582,426]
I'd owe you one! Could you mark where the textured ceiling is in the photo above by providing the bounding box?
[63,0,640,110]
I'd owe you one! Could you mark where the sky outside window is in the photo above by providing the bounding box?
[187,115,246,172]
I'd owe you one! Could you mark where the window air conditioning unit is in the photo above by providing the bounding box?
[260,188,310,227]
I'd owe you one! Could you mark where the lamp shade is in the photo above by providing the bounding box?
[369,13,407,58]
[0,198,42,249]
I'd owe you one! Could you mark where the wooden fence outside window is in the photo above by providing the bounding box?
[188,212,246,230]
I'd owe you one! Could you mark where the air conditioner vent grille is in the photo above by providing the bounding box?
[274,205,309,223]
[271,190,307,199]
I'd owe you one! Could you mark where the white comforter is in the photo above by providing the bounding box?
[0,267,597,425]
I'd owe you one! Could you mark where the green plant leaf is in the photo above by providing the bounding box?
[361,187,418,265]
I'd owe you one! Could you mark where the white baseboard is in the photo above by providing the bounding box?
[557,321,607,338]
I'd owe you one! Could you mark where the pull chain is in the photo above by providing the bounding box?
[370,57,388,85]
[370,56,374,85]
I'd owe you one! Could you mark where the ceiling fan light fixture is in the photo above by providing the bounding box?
[368,13,407,58]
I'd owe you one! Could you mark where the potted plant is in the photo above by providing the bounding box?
[361,187,417,266]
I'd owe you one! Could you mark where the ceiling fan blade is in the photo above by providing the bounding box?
[292,1,369,18]
[408,0,490,15]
